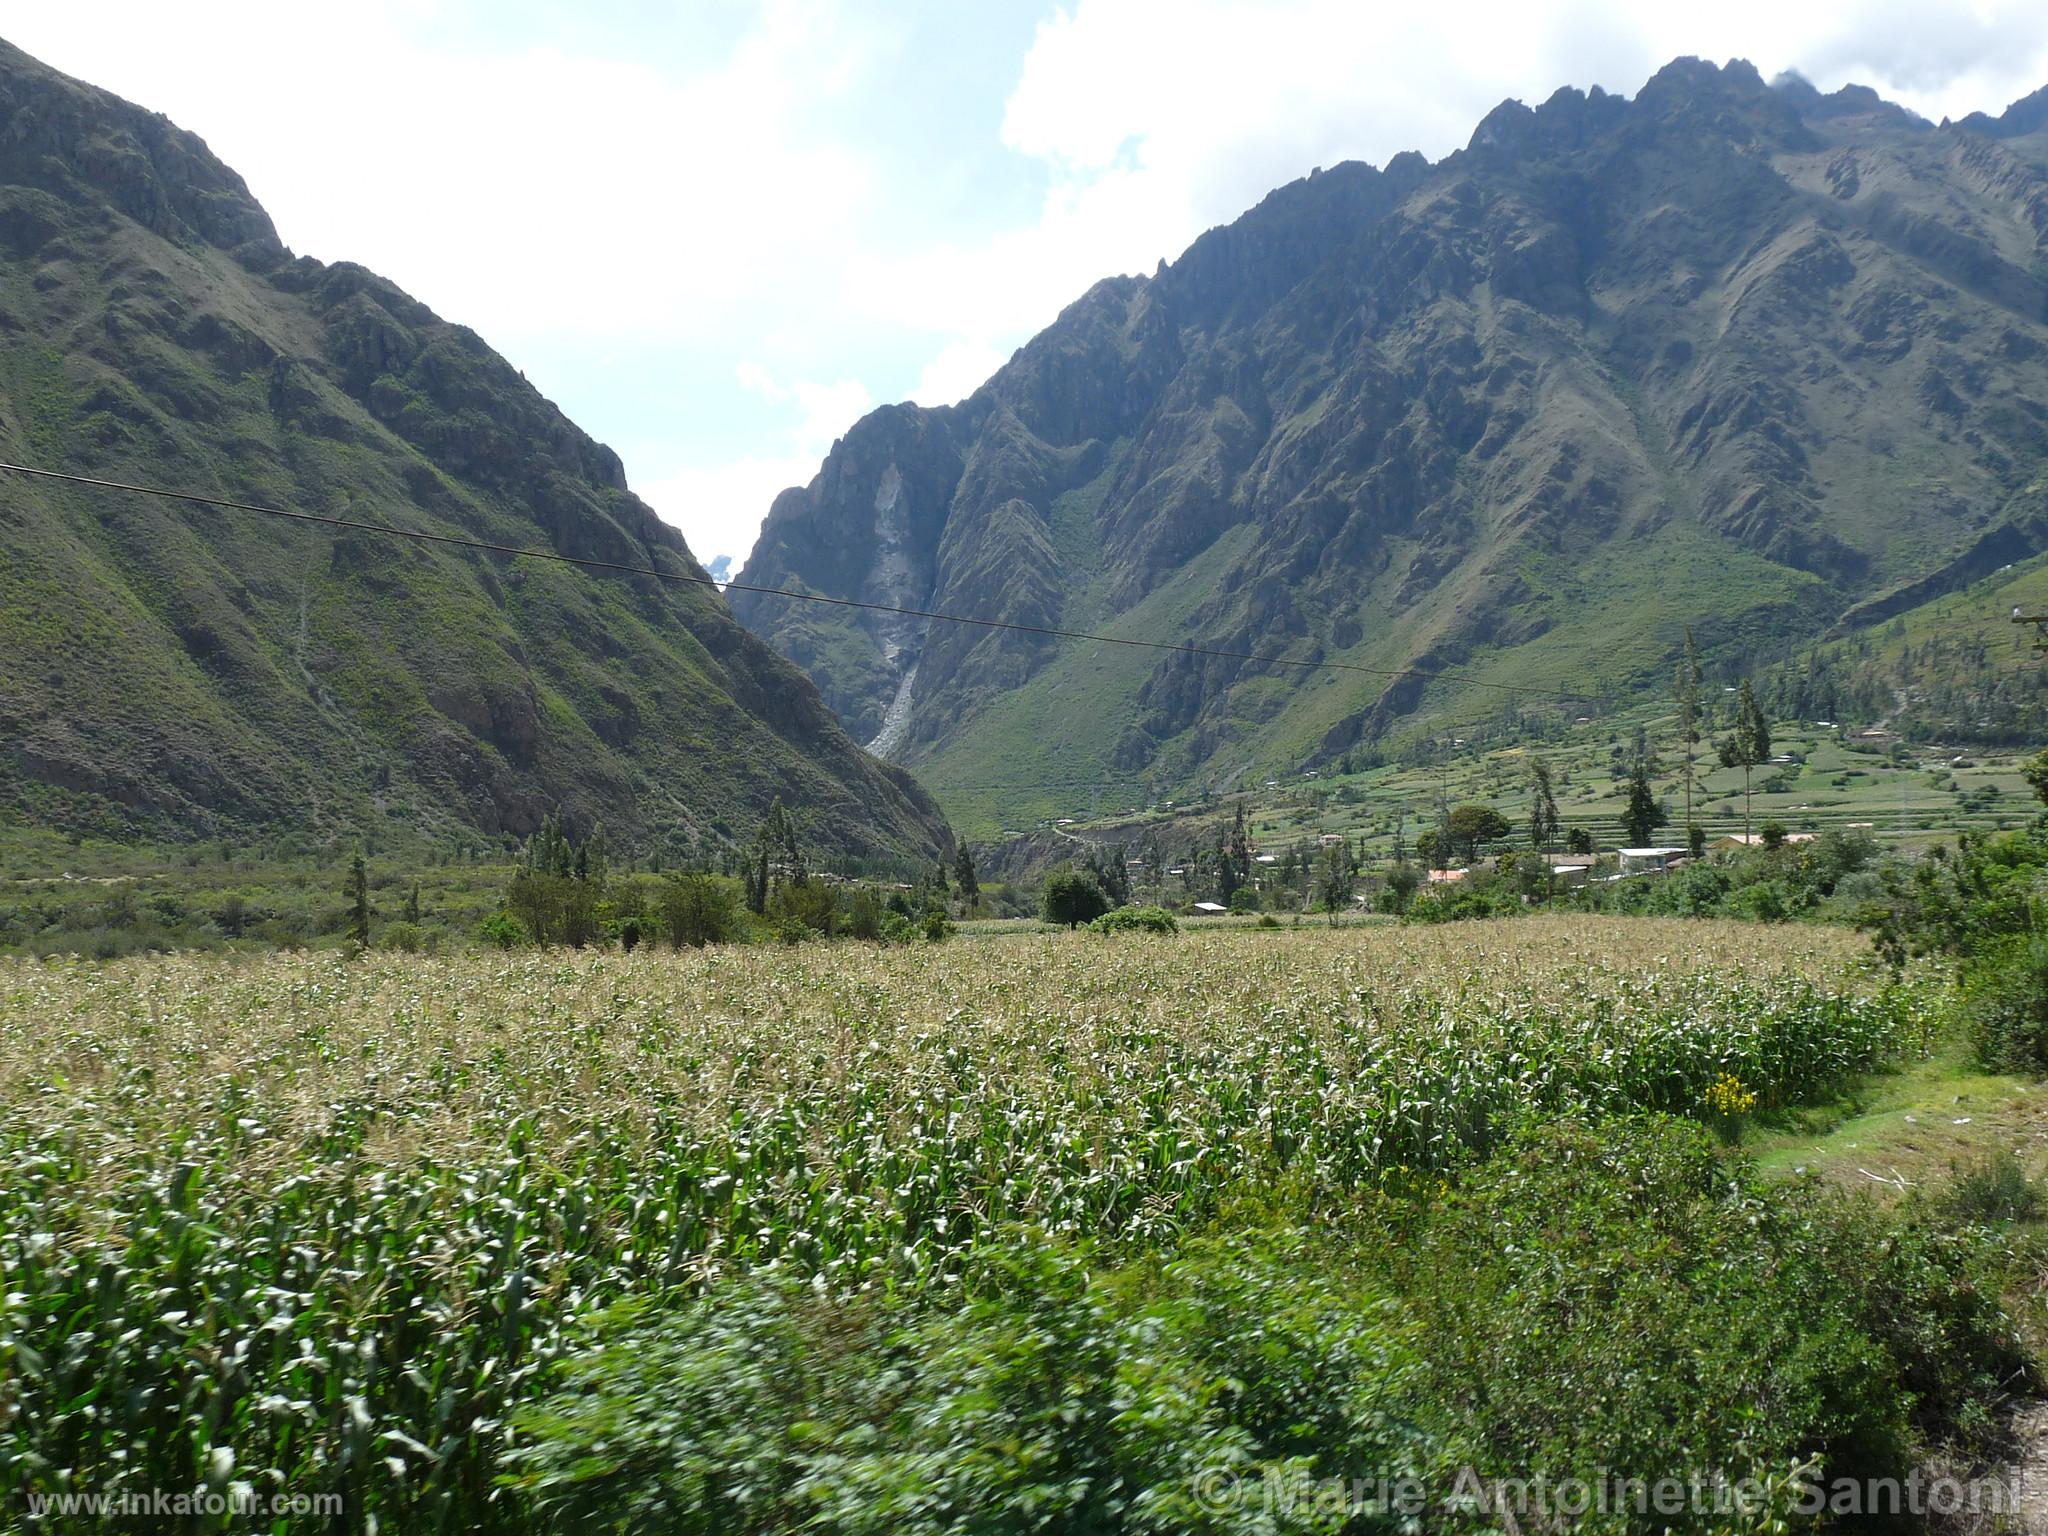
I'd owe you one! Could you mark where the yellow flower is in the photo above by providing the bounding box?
[1704,1073,1757,1116]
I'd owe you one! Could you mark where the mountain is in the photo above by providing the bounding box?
[0,39,949,863]
[731,58,2048,835]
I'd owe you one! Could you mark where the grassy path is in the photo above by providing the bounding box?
[1746,1043,2048,1196]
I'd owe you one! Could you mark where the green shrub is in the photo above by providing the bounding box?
[1386,1117,2023,1495]
[1407,876,1519,924]
[1727,877,1792,923]
[1940,1149,2041,1225]
[1227,886,1259,914]
[1963,934,2048,1073]
[767,878,836,937]
[507,1227,1425,1536]
[842,885,885,941]
[1041,868,1109,928]
[478,910,529,949]
[376,920,426,954]
[919,908,954,942]
[660,872,747,948]
[1089,904,1178,935]
[1651,861,1729,917]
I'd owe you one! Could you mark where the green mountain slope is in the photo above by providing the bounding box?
[0,39,949,863]
[731,59,2048,836]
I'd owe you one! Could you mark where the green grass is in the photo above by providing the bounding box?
[1747,1039,2048,1193]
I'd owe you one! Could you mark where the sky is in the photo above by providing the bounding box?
[12,0,2048,569]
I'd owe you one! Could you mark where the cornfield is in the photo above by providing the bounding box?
[0,917,1921,1529]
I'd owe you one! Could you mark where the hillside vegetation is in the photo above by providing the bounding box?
[0,40,947,865]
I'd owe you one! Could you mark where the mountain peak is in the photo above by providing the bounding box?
[729,55,2048,832]
[0,39,282,260]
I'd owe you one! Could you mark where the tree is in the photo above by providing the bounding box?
[1314,840,1357,918]
[2024,748,2048,806]
[1675,627,1704,846]
[659,872,744,948]
[1043,868,1110,928]
[509,816,607,945]
[1085,844,1130,906]
[402,883,422,926]
[953,844,980,910]
[1621,755,1668,847]
[1379,859,1421,915]
[1422,823,1456,872]
[1216,802,1251,905]
[745,798,802,915]
[346,850,371,950]
[1717,680,1772,842]
[1445,803,1511,863]
[1566,826,1594,857]
[1526,757,1559,850]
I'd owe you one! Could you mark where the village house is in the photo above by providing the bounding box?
[1616,846,1688,875]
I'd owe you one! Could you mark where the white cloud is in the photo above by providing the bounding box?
[634,362,874,568]
[909,338,1012,406]
[635,455,821,576]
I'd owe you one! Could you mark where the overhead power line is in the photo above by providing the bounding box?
[2,461,1602,703]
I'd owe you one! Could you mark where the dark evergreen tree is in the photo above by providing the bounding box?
[1621,755,1668,847]
[1675,626,1703,845]
[1526,757,1559,850]
[953,844,980,908]
[346,850,370,950]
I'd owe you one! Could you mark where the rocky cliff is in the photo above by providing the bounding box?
[733,59,2048,832]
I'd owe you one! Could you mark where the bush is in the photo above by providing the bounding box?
[1226,886,1259,915]
[1387,1117,2023,1498]
[508,1118,2023,1536]
[842,886,885,941]
[767,878,836,938]
[376,921,426,954]
[1089,904,1178,935]
[1041,868,1109,928]
[1407,875,1519,924]
[508,1227,1425,1536]
[478,910,529,949]
[1940,1149,2041,1225]
[1727,877,1792,923]
[1963,933,2048,1072]
[660,873,747,948]
[1650,860,1729,917]
[919,908,954,942]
